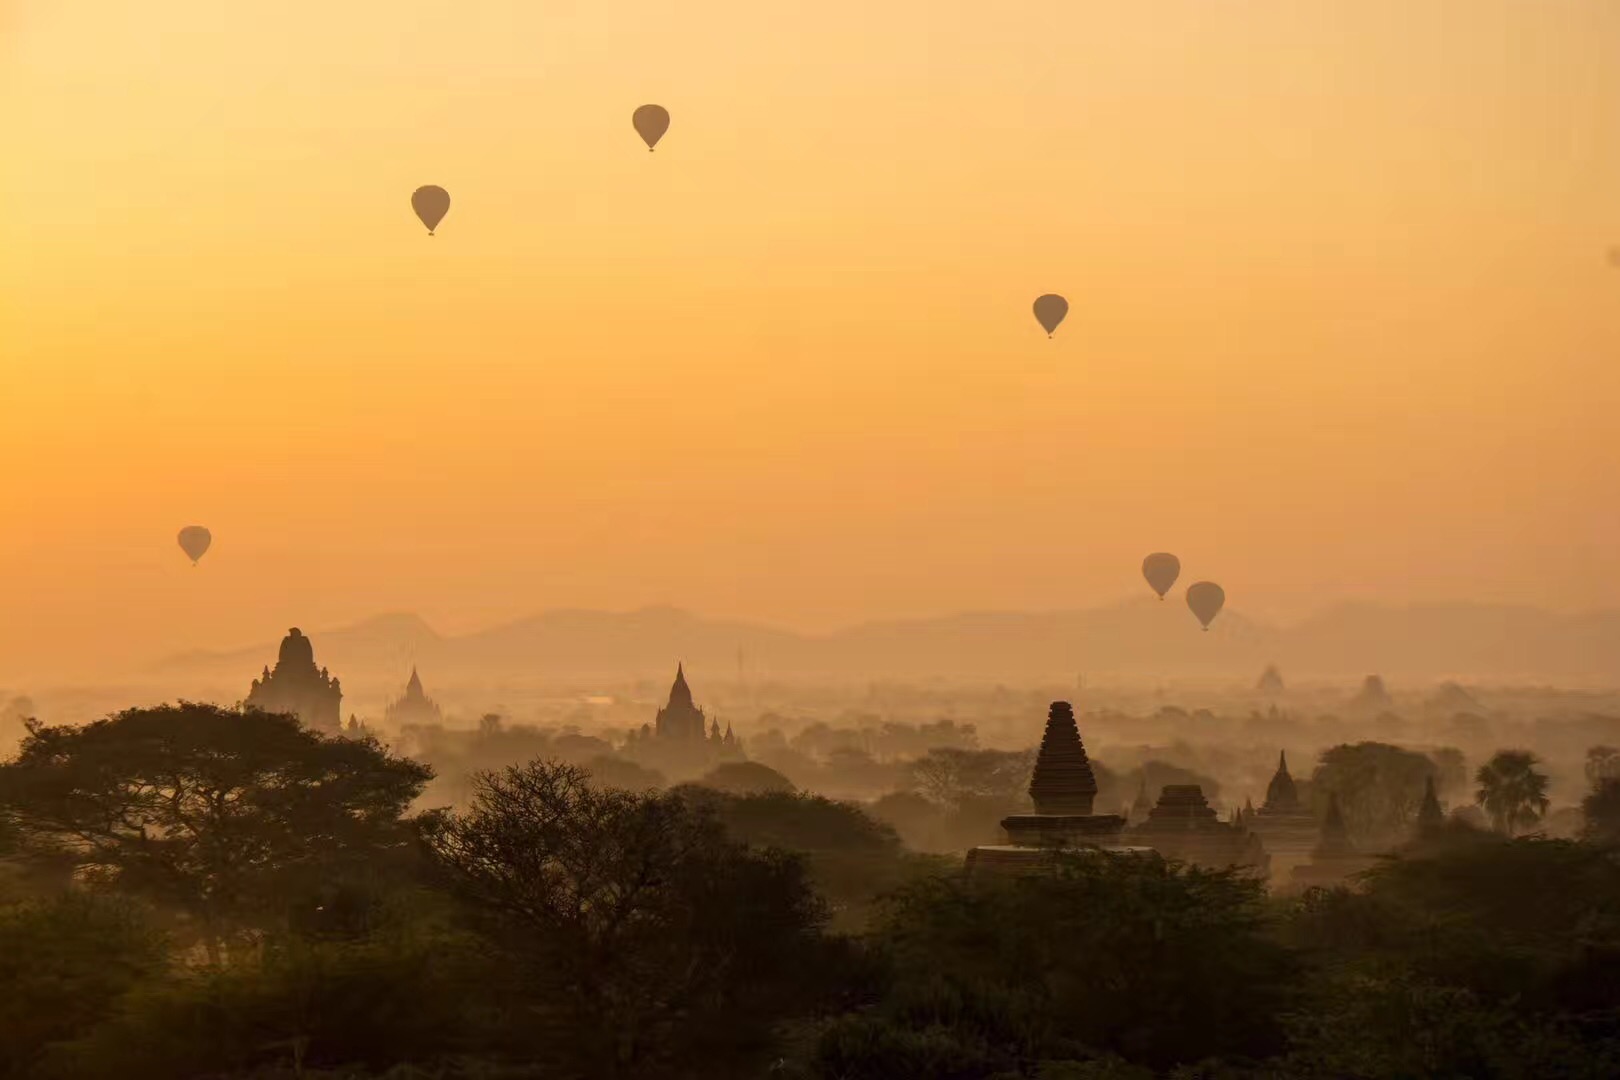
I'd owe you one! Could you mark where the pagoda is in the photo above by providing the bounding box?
[966,702,1132,876]
[1245,750,1320,877]
[1409,773,1446,846]
[1130,784,1268,873]
[1349,674,1394,714]
[623,665,743,780]
[654,664,707,741]
[246,628,342,732]
[384,667,443,728]
[1291,793,1376,888]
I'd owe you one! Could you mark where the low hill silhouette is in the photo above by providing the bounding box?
[147,601,1620,687]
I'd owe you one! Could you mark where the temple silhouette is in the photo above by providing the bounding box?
[246,628,342,732]
[1130,784,1268,874]
[623,665,742,779]
[1243,750,1321,877]
[384,667,443,728]
[654,664,709,741]
[1290,793,1375,888]
[966,701,1139,875]
[969,701,1273,878]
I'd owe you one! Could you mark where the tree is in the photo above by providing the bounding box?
[1427,746,1468,798]
[817,852,1295,1074]
[0,703,432,953]
[696,759,796,795]
[1582,778,1620,844]
[35,902,491,1080]
[581,754,665,792]
[1290,835,1620,1016]
[869,790,949,852]
[0,891,166,1077]
[1310,742,1437,844]
[422,760,831,1078]
[908,748,1035,810]
[674,786,941,929]
[1475,750,1550,836]
[1585,746,1620,787]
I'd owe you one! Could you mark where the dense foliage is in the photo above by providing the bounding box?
[0,704,432,956]
[4,706,1620,1078]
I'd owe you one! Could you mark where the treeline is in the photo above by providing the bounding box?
[3,702,1620,1078]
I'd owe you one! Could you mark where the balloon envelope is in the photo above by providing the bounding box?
[411,185,450,234]
[1142,553,1180,599]
[1186,581,1225,630]
[177,526,212,565]
[1033,294,1068,336]
[633,104,670,150]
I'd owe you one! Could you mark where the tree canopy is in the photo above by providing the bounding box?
[817,851,1296,1075]
[1475,749,1550,836]
[422,760,832,1077]
[1310,742,1438,844]
[0,703,432,945]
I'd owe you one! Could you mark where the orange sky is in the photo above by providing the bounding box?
[4,1,1620,681]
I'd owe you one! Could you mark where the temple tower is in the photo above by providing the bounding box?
[1029,700,1098,814]
[966,702,1131,876]
[1413,773,1445,840]
[246,628,342,732]
[1131,784,1269,873]
[1291,793,1375,888]
[626,665,743,781]
[1246,750,1320,878]
[385,666,444,728]
[654,664,707,741]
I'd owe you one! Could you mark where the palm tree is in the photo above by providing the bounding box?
[1475,750,1550,836]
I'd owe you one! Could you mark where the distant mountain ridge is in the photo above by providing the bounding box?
[150,601,1620,686]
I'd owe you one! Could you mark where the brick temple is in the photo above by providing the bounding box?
[966,701,1136,876]
[1129,784,1269,874]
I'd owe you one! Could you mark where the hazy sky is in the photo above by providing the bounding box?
[4,1,1620,680]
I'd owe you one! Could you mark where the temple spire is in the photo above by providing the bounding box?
[1316,793,1354,858]
[1265,749,1301,812]
[669,663,693,709]
[1416,773,1444,834]
[1028,701,1097,816]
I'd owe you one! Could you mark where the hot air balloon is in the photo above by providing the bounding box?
[177,526,212,566]
[1033,294,1068,337]
[411,185,450,235]
[633,104,670,151]
[1186,581,1225,631]
[1142,553,1180,600]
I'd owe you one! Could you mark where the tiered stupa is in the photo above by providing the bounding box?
[246,628,342,732]
[1130,784,1268,873]
[1291,793,1376,888]
[1245,751,1320,877]
[966,701,1132,876]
